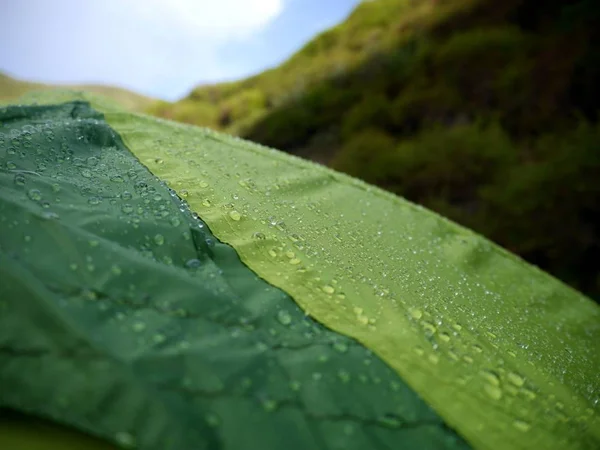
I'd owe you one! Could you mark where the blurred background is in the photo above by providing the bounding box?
[1,0,599,302]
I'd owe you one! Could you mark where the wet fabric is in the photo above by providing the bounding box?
[2,91,600,450]
[0,102,469,450]
[109,103,600,450]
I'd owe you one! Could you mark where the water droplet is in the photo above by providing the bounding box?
[110,175,125,183]
[86,156,98,167]
[277,310,292,326]
[422,321,436,334]
[205,412,220,428]
[6,160,17,169]
[428,354,440,364]
[202,199,212,207]
[484,384,503,400]
[240,378,252,389]
[81,289,97,301]
[152,333,166,344]
[199,181,209,188]
[80,169,92,178]
[333,341,348,353]
[507,372,525,387]
[229,210,242,221]
[122,204,134,214]
[111,265,122,275]
[410,308,423,320]
[261,399,278,412]
[132,322,146,332]
[472,344,483,353]
[185,258,201,269]
[14,173,26,186]
[289,258,301,265]
[322,285,335,294]
[439,332,451,342]
[114,431,136,448]
[378,414,402,429]
[481,370,500,386]
[337,369,351,383]
[153,234,165,246]
[289,380,301,391]
[42,211,59,220]
[522,388,536,400]
[88,196,102,206]
[154,158,164,165]
[513,419,531,432]
[27,189,42,201]
[253,232,266,240]
[170,216,181,227]
[268,249,277,258]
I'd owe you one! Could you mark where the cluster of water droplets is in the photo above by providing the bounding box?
[0,104,479,450]
[128,121,600,449]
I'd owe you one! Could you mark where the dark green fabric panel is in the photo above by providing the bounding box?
[0,102,468,449]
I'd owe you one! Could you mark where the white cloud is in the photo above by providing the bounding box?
[0,0,285,99]
[129,0,284,39]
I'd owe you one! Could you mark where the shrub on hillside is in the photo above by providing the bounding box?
[390,82,463,131]
[482,120,600,298]
[170,101,218,127]
[341,94,393,139]
[330,128,397,182]
[219,89,267,127]
[386,122,517,207]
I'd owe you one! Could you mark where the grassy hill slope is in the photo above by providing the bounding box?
[151,0,600,300]
[148,0,483,136]
[0,72,154,111]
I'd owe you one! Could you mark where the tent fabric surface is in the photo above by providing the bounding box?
[0,102,468,450]
[1,93,599,450]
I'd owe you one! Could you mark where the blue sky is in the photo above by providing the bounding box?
[0,0,362,100]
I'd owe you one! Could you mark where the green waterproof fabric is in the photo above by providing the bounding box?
[0,102,470,449]
[7,91,600,450]
[97,104,600,449]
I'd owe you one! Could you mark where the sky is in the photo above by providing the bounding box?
[0,0,362,100]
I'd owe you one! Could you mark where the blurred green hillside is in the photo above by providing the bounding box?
[150,0,600,300]
[0,72,154,111]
